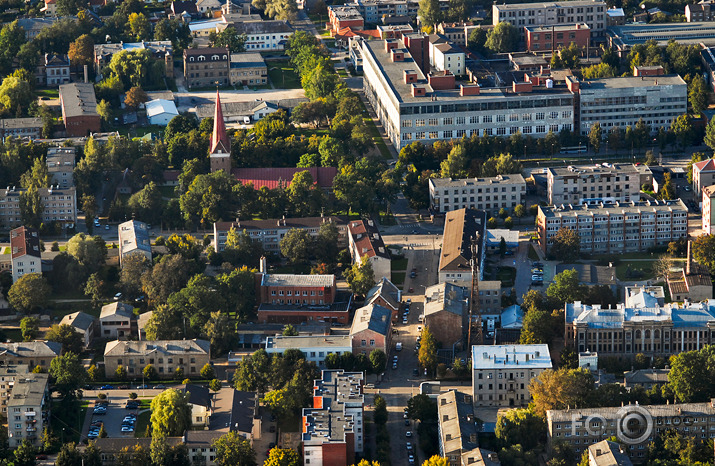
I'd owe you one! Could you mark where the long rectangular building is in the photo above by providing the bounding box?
[547,163,641,206]
[362,38,575,151]
[0,186,76,229]
[492,0,607,37]
[429,174,526,215]
[537,200,688,255]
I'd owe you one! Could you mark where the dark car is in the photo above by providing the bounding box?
[412,368,419,376]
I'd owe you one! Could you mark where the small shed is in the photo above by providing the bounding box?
[145,99,179,126]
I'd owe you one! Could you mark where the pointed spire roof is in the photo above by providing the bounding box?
[210,90,231,155]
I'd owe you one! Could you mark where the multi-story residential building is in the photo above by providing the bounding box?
[0,186,77,229]
[587,440,633,466]
[525,23,591,52]
[686,0,715,21]
[59,311,97,347]
[347,0,449,23]
[183,47,230,89]
[537,200,688,255]
[302,370,364,466]
[437,390,501,466]
[492,0,607,38]
[439,208,486,285]
[213,216,347,253]
[0,365,29,417]
[350,303,392,355]
[435,22,481,47]
[547,400,715,461]
[231,21,294,51]
[428,35,465,76]
[0,118,43,139]
[100,302,135,339]
[43,54,70,86]
[703,184,715,234]
[429,175,526,215]
[118,220,152,267]
[574,75,687,135]
[46,147,75,189]
[104,339,211,379]
[178,384,213,428]
[10,227,41,283]
[693,159,715,194]
[59,83,101,137]
[257,274,352,324]
[97,433,223,465]
[17,17,56,40]
[265,335,352,366]
[365,278,401,321]
[7,373,49,447]
[546,163,641,206]
[424,282,468,347]
[348,219,391,282]
[0,342,61,371]
[362,38,575,150]
[471,344,552,407]
[328,5,364,33]
[229,52,268,86]
[94,41,173,76]
[565,300,715,356]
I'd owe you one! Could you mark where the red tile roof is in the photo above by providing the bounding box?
[348,219,390,259]
[10,227,41,260]
[232,167,337,190]
[694,159,715,172]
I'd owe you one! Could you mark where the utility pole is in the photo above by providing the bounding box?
[467,234,482,350]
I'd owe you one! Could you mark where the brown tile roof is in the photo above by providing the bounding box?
[348,219,390,260]
[10,227,41,260]
[439,208,486,273]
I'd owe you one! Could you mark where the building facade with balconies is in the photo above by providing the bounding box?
[7,373,49,447]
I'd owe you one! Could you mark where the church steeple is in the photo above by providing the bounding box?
[209,90,231,173]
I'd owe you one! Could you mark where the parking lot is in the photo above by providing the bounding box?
[83,389,164,439]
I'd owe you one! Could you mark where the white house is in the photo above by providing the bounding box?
[265,335,352,366]
[428,34,465,76]
[145,99,179,126]
[10,227,41,284]
[100,302,135,339]
[178,384,213,428]
[347,219,391,282]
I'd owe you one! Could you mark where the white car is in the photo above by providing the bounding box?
[396,342,403,351]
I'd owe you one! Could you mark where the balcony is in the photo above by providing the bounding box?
[25,427,36,433]
[25,419,35,425]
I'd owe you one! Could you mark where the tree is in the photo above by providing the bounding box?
[547,269,584,305]
[440,144,468,178]
[519,309,554,344]
[83,441,102,466]
[119,253,151,298]
[670,114,695,148]
[495,408,546,450]
[705,119,715,152]
[180,171,238,226]
[0,75,33,116]
[150,389,191,436]
[8,273,50,313]
[417,0,441,29]
[264,448,300,466]
[581,63,616,79]
[548,227,580,262]
[657,172,676,200]
[210,379,222,392]
[56,442,82,466]
[154,18,192,51]
[514,204,525,223]
[588,123,602,153]
[418,326,438,375]
[369,349,387,373]
[421,457,448,466]
[485,22,519,53]
[124,86,148,111]
[667,347,715,402]
[143,364,158,380]
[46,323,84,354]
[692,234,715,274]
[203,311,234,355]
[407,394,438,423]
[20,316,39,341]
[282,324,299,336]
[467,27,488,54]
[141,254,192,304]
[0,21,26,77]
[209,26,247,53]
[115,365,128,380]
[128,13,151,41]
[68,34,94,66]
[84,272,106,307]
[480,153,522,177]
[529,368,595,416]
[213,431,256,466]
[66,233,106,273]
[345,256,375,297]
[49,352,87,400]
[20,157,50,190]
[13,440,37,466]
[279,228,312,264]
[689,75,708,115]
[373,394,388,425]
[19,186,43,228]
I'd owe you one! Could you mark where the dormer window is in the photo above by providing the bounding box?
[189,57,194,62]
[198,56,205,61]
[212,55,219,60]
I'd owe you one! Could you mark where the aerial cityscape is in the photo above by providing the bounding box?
[0,0,714,464]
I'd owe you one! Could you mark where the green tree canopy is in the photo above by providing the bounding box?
[212,431,257,466]
[485,22,519,53]
[150,389,192,436]
[495,408,546,451]
[49,352,87,399]
[345,255,375,297]
[8,273,50,313]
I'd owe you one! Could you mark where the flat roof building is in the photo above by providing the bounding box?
[493,0,607,38]
[546,163,642,206]
[429,175,526,215]
[46,147,76,189]
[607,22,715,50]
[229,52,267,86]
[265,335,352,366]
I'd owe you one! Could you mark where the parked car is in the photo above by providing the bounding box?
[153,384,166,389]
[396,342,402,351]
[99,385,113,390]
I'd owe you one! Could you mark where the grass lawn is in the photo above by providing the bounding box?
[36,89,59,98]
[496,266,517,287]
[267,60,301,89]
[528,244,540,261]
[158,185,178,198]
[337,68,349,78]
[135,410,151,438]
[392,271,406,286]
[51,399,89,444]
[357,100,392,159]
[391,257,408,271]
[615,260,657,281]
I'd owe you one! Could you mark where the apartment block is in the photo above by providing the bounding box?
[46,147,76,189]
[686,1,715,22]
[692,159,715,194]
[537,200,688,255]
[547,400,715,461]
[348,0,448,23]
[524,23,591,52]
[437,390,501,466]
[703,184,715,234]
[0,342,61,370]
[10,227,41,283]
[0,186,76,229]
[546,163,641,205]
[0,118,43,139]
[575,74,687,135]
[429,175,526,215]
[103,339,211,379]
[565,299,715,356]
[439,209,486,285]
[183,47,230,89]
[328,5,364,33]
[471,344,552,407]
[347,219,391,282]
[302,370,364,466]
[492,0,607,37]
[118,220,151,267]
[213,216,347,253]
[231,21,294,51]
[229,52,267,86]
[7,373,49,448]
[362,38,575,151]
[265,335,352,366]
[428,34,465,76]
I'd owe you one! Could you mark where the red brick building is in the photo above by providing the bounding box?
[59,83,101,137]
[328,5,364,35]
[349,303,392,355]
[524,23,590,52]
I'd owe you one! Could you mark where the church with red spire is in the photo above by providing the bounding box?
[209,90,232,173]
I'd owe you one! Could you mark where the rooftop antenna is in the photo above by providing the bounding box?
[468,233,482,348]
